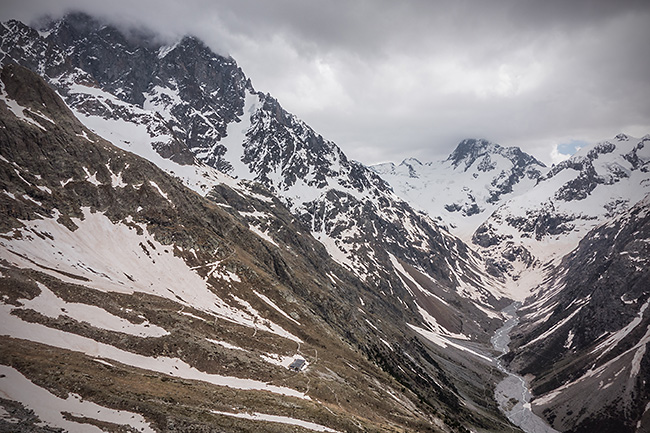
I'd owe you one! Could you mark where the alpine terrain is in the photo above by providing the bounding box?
[0,12,648,433]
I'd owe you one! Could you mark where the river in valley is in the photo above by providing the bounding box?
[491,302,560,433]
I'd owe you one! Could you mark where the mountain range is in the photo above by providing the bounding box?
[0,12,648,433]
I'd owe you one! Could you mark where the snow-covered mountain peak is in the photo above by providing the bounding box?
[446,138,497,169]
[370,139,547,240]
[447,138,546,174]
[371,158,425,179]
[402,157,424,166]
[400,158,426,178]
[615,132,630,141]
[372,134,649,302]
[540,134,650,203]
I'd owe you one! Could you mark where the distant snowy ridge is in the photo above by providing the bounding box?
[474,133,650,297]
[371,138,547,241]
[372,134,650,299]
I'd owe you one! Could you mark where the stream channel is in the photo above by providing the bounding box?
[491,302,560,433]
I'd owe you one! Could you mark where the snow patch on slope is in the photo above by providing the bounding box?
[408,324,491,361]
[0,308,309,399]
[0,365,156,433]
[220,90,261,179]
[211,410,340,432]
[60,80,235,197]
[0,208,301,343]
[16,281,169,337]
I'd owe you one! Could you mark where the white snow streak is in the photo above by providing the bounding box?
[253,290,301,325]
[0,307,309,399]
[408,324,490,361]
[0,365,156,433]
[592,298,650,358]
[211,410,341,432]
[17,281,169,337]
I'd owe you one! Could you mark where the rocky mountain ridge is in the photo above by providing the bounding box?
[0,14,527,433]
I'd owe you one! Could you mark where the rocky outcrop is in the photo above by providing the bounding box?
[1,13,249,172]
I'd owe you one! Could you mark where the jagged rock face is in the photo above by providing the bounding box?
[0,63,521,433]
[506,197,650,433]
[447,139,545,178]
[1,13,249,172]
[243,93,389,197]
[371,138,546,240]
[239,93,503,307]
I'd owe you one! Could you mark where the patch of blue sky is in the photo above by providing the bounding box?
[557,139,588,156]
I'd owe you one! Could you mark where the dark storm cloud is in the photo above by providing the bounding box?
[509,0,650,27]
[1,0,649,165]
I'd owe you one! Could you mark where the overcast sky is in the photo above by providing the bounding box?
[2,0,649,165]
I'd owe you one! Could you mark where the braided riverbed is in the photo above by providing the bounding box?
[491,302,560,433]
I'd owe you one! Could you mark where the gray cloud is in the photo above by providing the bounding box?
[1,0,649,165]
